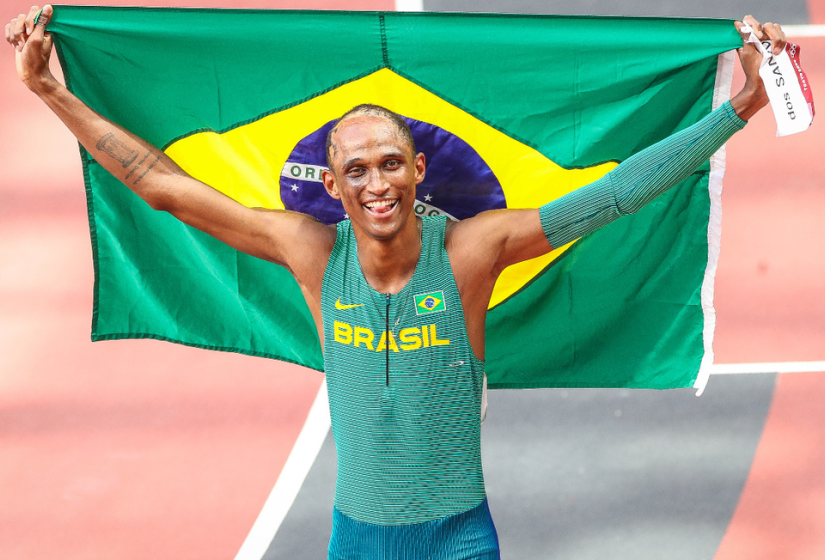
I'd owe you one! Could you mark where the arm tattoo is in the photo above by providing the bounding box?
[96,133,139,167]
[124,151,152,180]
[96,133,164,186]
[132,154,161,185]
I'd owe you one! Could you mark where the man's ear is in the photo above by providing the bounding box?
[322,169,341,200]
[414,152,426,185]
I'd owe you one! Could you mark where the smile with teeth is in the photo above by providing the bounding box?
[364,199,398,213]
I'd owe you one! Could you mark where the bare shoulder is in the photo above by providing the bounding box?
[445,209,508,247]
[257,211,337,314]
[445,208,541,254]
[282,209,338,246]
[445,207,547,275]
[268,210,337,273]
[444,210,512,272]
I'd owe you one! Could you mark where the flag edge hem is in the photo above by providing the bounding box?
[695,49,735,396]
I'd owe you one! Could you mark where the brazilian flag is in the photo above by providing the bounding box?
[48,7,742,391]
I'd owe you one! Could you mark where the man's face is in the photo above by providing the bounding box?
[322,115,425,240]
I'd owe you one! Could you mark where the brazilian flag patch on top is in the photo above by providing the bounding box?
[414,291,446,315]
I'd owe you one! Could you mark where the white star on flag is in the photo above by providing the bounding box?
[290,184,299,192]
[424,194,432,201]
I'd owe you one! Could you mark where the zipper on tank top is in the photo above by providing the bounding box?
[385,293,390,386]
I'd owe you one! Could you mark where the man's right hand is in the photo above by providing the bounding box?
[6,4,56,94]
[730,15,786,121]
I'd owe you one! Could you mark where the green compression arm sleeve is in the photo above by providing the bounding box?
[539,101,746,249]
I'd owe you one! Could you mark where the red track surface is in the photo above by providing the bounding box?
[0,3,822,559]
[715,372,825,560]
[0,216,325,558]
[714,37,825,364]
[811,0,825,25]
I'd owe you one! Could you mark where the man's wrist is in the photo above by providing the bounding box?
[27,73,60,97]
[730,83,769,122]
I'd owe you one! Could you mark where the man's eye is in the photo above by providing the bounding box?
[385,160,401,169]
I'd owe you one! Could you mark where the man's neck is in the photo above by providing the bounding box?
[354,216,422,295]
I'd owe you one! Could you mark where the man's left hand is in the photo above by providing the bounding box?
[731,15,787,121]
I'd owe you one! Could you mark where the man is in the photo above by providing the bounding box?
[7,5,786,559]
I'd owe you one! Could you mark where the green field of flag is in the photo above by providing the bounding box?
[48,6,742,390]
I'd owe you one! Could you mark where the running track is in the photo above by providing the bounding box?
[0,1,822,559]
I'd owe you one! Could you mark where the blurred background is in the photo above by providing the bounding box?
[1,1,822,559]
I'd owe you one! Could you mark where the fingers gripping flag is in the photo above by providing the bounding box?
[48,7,743,390]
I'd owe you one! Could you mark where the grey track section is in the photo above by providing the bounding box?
[423,0,810,25]
[266,374,775,559]
[482,374,775,559]
[262,432,338,560]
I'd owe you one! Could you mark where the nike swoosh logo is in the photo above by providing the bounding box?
[335,298,365,310]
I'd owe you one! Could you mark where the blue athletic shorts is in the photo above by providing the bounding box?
[328,498,500,560]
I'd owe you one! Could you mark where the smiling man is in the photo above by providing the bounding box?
[6,5,786,559]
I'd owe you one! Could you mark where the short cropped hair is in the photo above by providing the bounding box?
[325,104,416,169]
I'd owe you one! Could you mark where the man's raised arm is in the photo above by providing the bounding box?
[452,16,786,281]
[6,5,334,285]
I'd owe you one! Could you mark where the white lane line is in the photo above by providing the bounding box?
[233,381,331,560]
[783,24,825,37]
[710,361,825,374]
[395,0,424,11]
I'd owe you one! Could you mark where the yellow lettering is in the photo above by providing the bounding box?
[430,324,450,346]
[422,323,430,347]
[334,321,352,345]
[399,327,422,351]
[354,327,375,350]
[375,331,400,353]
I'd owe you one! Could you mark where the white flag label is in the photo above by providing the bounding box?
[741,25,815,137]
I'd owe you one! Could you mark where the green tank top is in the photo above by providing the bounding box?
[321,216,487,525]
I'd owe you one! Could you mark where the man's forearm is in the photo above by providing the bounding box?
[32,78,182,210]
[539,101,746,249]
